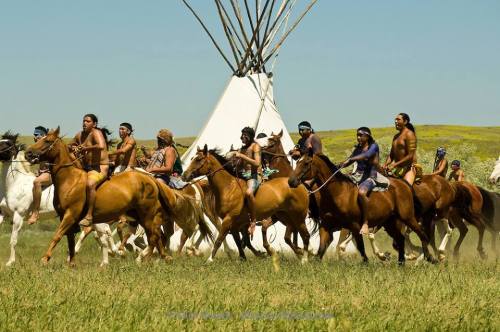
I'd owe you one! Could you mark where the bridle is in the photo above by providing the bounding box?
[0,139,17,155]
[186,153,233,185]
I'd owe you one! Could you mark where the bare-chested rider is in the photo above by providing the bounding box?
[431,147,448,177]
[232,127,262,237]
[290,121,323,159]
[27,126,52,224]
[70,114,110,227]
[109,122,136,173]
[448,160,465,181]
[383,113,419,185]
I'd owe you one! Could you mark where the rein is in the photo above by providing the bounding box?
[188,159,234,185]
[307,167,344,195]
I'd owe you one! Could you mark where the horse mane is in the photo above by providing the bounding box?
[316,154,349,180]
[208,149,239,177]
[1,131,19,142]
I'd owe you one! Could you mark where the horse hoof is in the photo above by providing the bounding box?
[41,257,50,266]
[479,251,488,260]
[438,253,446,261]
[164,255,174,263]
[5,260,14,267]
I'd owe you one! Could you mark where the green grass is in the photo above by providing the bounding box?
[0,223,499,331]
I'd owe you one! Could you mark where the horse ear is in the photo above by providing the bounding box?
[203,144,208,155]
[54,126,60,137]
[197,146,201,152]
[308,148,313,157]
[230,144,234,151]
[278,129,283,137]
[270,131,274,136]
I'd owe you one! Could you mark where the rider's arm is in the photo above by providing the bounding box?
[431,159,446,176]
[110,140,135,156]
[237,144,261,167]
[149,148,175,174]
[349,144,378,162]
[309,135,323,154]
[458,170,465,181]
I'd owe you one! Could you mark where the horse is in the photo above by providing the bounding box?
[0,132,118,266]
[447,181,488,259]
[24,127,207,266]
[182,145,311,263]
[490,157,500,185]
[288,150,437,264]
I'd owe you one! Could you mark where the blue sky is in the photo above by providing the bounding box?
[1,1,499,138]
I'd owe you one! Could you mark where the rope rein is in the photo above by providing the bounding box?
[307,167,344,195]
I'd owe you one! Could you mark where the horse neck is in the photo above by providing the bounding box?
[269,144,292,176]
[49,141,82,183]
[206,157,239,198]
[314,157,350,199]
[3,151,33,188]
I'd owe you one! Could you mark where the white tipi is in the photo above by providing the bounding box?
[181,0,317,165]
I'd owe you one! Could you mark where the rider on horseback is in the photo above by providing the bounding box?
[144,129,185,189]
[290,121,323,159]
[383,113,422,185]
[341,127,383,235]
[448,160,465,181]
[431,147,448,177]
[109,122,136,173]
[27,126,52,224]
[231,127,262,237]
[71,114,111,227]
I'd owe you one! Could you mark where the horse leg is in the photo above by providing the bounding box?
[469,216,487,260]
[450,215,468,260]
[318,224,333,259]
[384,221,405,265]
[93,223,112,267]
[177,231,189,255]
[336,228,351,259]
[230,229,247,261]
[296,220,310,264]
[437,219,453,260]
[74,226,93,255]
[42,210,79,264]
[352,232,369,263]
[207,217,232,263]
[261,219,275,256]
[6,211,24,266]
[66,231,77,267]
[404,216,437,264]
[284,224,303,258]
[368,228,390,261]
[241,231,266,258]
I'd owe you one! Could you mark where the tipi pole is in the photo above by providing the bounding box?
[181,0,236,73]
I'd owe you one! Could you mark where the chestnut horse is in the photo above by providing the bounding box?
[183,145,311,263]
[25,127,206,265]
[288,150,437,264]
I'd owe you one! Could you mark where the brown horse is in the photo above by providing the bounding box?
[288,150,437,264]
[448,181,487,259]
[25,127,205,265]
[182,145,311,263]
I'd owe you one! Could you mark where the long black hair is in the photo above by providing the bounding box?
[83,113,114,149]
[399,113,416,133]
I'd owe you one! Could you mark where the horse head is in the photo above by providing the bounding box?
[288,148,314,188]
[0,131,22,162]
[183,144,212,181]
[489,156,500,185]
[25,127,61,164]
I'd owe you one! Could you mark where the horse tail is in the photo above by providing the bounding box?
[477,186,495,230]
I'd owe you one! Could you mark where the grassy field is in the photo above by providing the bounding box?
[1,125,499,331]
[0,223,499,331]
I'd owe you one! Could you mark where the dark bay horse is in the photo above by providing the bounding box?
[288,150,437,264]
[25,127,204,265]
[183,145,311,263]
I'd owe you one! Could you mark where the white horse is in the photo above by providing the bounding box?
[490,157,500,185]
[0,144,117,266]
[0,149,56,266]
